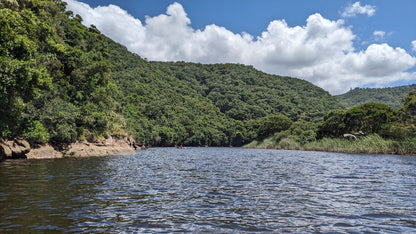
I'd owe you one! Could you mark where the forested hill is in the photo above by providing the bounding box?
[106,40,344,145]
[152,62,343,122]
[336,84,416,109]
[0,0,344,147]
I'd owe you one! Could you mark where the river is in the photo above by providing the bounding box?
[1,147,415,232]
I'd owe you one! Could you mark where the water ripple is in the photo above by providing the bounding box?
[1,148,416,232]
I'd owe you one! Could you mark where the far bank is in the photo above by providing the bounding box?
[245,134,416,156]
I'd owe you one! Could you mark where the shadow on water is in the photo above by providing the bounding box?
[1,148,416,232]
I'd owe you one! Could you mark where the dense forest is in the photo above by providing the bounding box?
[0,0,344,147]
[1,0,123,146]
[336,84,416,109]
[1,0,416,153]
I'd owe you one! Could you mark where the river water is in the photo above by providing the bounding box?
[0,147,415,232]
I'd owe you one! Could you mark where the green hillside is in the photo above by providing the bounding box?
[336,84,416,109]
[106,40,344,146]
[0,0,345,147]
[0,0,123,144]
[153,62,343,122]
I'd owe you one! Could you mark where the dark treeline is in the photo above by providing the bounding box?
[1,0,415,151]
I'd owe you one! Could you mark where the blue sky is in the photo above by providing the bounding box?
[75,0,416,48]
[65,0,416,94]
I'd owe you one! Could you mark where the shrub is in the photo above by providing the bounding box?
[52,123,76,143]
[298,130,317,144]
[257,114,292,140]
[26,120,50,144]
[380,123,416,140]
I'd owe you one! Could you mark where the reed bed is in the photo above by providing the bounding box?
[245,134,416,155]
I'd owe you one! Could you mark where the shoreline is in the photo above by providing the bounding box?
[0,137,142,161]
[244,145,416,156]
[2,138,415,161]
[243,135,416,156]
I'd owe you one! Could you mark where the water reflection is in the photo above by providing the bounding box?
[1,148,416,232]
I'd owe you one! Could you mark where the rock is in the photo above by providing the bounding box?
[0,138,31,159]
[64,140,135,158]
[5,140,20,155]
[15,138,31,154]
[0,141,13,159]
[1,136,138,160]
[65,142,96,157]
[26,144,63,159]
[125,135,141,149]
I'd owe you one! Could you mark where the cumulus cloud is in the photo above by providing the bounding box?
[341,2,376,18]
[412,40,416,52]
[344,44,415,76]
[65,0,416,94]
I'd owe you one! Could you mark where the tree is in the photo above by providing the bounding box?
[343,102,397,134]
[317,109,346,138]
[403,90,416,120]
[257,114,292,140]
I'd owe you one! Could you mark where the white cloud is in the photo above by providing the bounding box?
[344,44,415,77]
[373,30,385,41]
[412,40,416,52]
[65,1,416,94]
[341,2,376,18]
[373,31,393,42]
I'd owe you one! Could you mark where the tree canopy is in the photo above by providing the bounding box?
[5,0,414,149]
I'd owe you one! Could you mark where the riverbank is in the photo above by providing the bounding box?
[244,134,416,156]
[0,136,141,160]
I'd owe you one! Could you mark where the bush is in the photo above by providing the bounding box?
[52,123,76,143]
[380,123,416,140]
[26,120,50,144]
[299,130,317,144]
[257,114,292,140]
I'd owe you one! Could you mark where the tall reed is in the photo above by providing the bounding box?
[304,134,415,155]
[245,134,416,155]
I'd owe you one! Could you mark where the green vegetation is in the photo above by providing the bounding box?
[247,91,416,155]
[0,0,343,147]
[304,134,416,155]
[1,0,122,145]
[336,85,416,109]
[318,102,398,138]
[1,0,415,155]
[153,62,343,123]
[249,133,416,156]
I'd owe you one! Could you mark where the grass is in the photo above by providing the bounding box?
[244,134,416,155]
[304,134,392,154]
[243,137,278,149]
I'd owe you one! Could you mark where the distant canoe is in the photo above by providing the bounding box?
[343,134,357,139]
